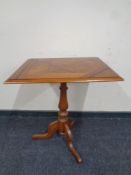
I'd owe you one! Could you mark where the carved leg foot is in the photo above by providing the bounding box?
[64,124,82,163]
[32,120,58,139]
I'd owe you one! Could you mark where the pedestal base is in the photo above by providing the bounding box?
[32,83,82,163]
[32,118,82,163]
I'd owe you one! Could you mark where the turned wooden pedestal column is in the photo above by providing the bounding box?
[32,83,82,163]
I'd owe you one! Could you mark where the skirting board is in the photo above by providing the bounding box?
[0,110,131,118]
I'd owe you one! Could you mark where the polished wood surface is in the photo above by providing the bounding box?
[5,57,123,84]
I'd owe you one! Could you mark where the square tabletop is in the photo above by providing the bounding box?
[5,57,123,84]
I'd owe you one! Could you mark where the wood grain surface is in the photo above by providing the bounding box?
[5,57,123,83]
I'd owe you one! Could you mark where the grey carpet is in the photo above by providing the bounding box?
[0,112,131,175]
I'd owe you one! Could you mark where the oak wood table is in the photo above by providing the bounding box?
[5,57,123,163]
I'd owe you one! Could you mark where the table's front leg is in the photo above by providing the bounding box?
[64,123,82,163]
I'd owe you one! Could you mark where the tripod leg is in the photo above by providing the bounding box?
[32,120,58,139]
[64,123,82,163]
[69,119,75,128]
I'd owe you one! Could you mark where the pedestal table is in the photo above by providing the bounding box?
[5,57,123,163]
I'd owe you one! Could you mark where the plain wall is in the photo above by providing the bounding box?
[0,0,131,111]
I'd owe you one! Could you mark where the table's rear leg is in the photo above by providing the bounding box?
[69,119,76,128]
[64,123,82,163]
[32,120,58,139]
